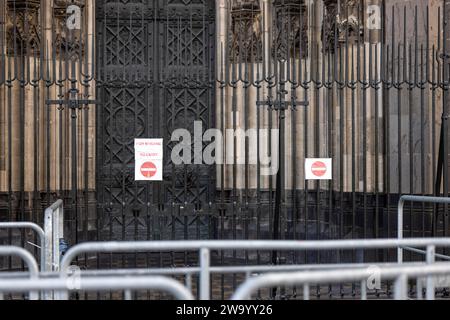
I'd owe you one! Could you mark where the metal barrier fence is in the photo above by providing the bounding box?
[1,238,450,300]
[398,196,450,263]
[1,0,450,277]
[0,200,63,274]
[0,222,45,271]
[0,276,194,301]
[232,263,450,300]
[1,197,450,299]
[0,246,39,300]
[58,238,450,300]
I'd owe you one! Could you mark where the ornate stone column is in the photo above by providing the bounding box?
[230,0,262,63]
[0,0,6,189]
[273,0,308,60]
[6,0,41,53]
[4,0,41,196]
[323,0,364,52]
[53,0,85,56]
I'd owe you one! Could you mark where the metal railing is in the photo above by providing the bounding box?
[0,246,39,300]
[231,263,450,300]
[59,238,450,300]
[0,222,46,271]
[398,196,450,263]
[0,276,194,300]
[2,237,450,300]
[0,200,64,274]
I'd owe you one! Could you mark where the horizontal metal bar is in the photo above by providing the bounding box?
[398,196,450,263]
[402,246,450,261]
[75,262,429,277]
[0,223,44,241]
[231,263,450,300]
[61,238,450,272]
[46,100,99,106]
[256,100,309,108]
[0,276,194,300]
[400,195,450,205]
[0,262,429,279]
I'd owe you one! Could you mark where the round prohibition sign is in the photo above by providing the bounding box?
[311,161,327,178]
[140,161,157,178]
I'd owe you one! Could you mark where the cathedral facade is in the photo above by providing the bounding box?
[0,0,449,246]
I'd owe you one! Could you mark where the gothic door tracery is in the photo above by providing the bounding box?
[96,0,216,240]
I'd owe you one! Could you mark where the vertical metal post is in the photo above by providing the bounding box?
[53,207,60,271]
[361,280,367,301]
[398,197,404,263]
[426,245,436,300]
[394,274,408,300]
[303,284,310,301]
[272,66,286,264]
[44,209,53,272]
[416,277,423,300]
[444,0,450,238]
[70,59,78,246]
[124,290,132,301]
[43,208,53,300]
[199,248,210,300]
[185,274,192,294]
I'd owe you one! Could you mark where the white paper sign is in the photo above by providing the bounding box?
[305,158,332,180]
[135,139,163,181]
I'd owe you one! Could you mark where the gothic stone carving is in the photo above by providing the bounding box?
[323,0,364,53]
[6,0,41,54]
[230,0,262,63]
[53,0,85,56]
[273,0,308,60]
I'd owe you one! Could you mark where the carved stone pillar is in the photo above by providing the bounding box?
[230,0,262,63]
[322,0,338,53]
[273,0,308,60]
[6,0,41,54]
[53,0,85,57]
[0,0,5,179]
[323,0,363,52]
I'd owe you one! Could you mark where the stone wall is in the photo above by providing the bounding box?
[216,0,445,196]
[0,0,96,197]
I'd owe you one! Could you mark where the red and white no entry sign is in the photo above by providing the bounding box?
[305,158,332,180]
[135,139,163,181]
[140,161,157,178]
[311,161,327,177]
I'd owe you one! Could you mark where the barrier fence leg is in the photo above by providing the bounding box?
[185,274,192,294]
[303,284,310,301]
[394,275,408,300]
[426,245,436,300]
[398,199,404,264]
[361,280,367,300]
[199,248,210,300]
[417,278,424,300]
[44,209,53,300]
